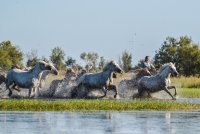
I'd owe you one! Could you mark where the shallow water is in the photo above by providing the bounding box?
[0,111,200,134]
[177,98,200,104]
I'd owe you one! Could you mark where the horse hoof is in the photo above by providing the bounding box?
[172,97,176,100]
[114,95,120,99]
[102,94,106,98]
[114,94,118,99]
[30,95,35,98]
[8,92,12,97]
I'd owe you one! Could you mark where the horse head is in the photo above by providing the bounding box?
[38,61,58,75]
[104,60,123,74]
[169,63,178,77]
[158,62,178,77]
[65,68,77,78]
[64,69,77,81]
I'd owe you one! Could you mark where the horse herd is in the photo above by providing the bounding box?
[0,60,179,100]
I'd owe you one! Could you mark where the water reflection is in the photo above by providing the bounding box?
[0,111,200,134]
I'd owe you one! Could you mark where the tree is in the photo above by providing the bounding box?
[99,56,106,70]
[27,57,38,67]
[121,50,132,72]
[80,52,99,71]
[0,41,23,70]
[154,36,200,76]
[41,56,49,63]
[154,37,179,69]
[50,47,65,70]
[65,56,76,67]
[26,49,39,67]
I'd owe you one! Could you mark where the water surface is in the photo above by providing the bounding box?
[0,111,200,134]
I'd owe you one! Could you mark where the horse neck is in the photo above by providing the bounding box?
[103,70,113,79]
[29,64,42,78]
[158,68,171,80]
[41,70,51,80]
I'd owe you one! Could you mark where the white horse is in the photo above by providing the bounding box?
[6,61,58,98]
[76,60,123,98]
[137,63,178,100]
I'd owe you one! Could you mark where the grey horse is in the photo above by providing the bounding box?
[6,61,58,97]
[76,60,123,98]
[137,63,178,100]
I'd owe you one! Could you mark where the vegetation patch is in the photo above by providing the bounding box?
[172,76,200,88]
[0,99,199,111]
[177,88,200,98]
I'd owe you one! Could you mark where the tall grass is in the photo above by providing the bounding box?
[171,76,200,88]
[177,88,200,98]
[0,99,199,111]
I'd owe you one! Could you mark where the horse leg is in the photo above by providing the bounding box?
[102,86,107,97]
[108,85,118,98]
[28,88,32,98]
[6,81,13,97]
[167,86,177,96]
[137,85,145,98]
[12,84,21,92]
[164,87,176,100]
[34,86,40,98]
[147,91,152,98]
[7,87,13,97]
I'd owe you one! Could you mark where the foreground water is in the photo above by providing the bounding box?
[0,111,200,134]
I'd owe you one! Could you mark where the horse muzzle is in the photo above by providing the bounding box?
[119,70,124,74]
[117,68,124,74]
[173,72,178,77]
[52,69,59,75]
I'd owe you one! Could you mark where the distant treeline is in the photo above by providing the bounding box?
[0,40,132,73]
[0,35,200,76]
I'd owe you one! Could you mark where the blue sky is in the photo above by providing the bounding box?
[0,0,200,65]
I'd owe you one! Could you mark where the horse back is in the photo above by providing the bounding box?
[82,72,108,88]
[138,75,168,92]
[6,69,34,88]
[138,76,160,89]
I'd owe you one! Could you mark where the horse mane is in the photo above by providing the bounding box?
[103,60,116,71]
[28,61,48,72]
[39,60,47,64]
[158,62,174,74]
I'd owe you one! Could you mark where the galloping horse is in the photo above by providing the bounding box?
[6,61,58,97]
[137,63,178,100]
[76,60,123,98]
